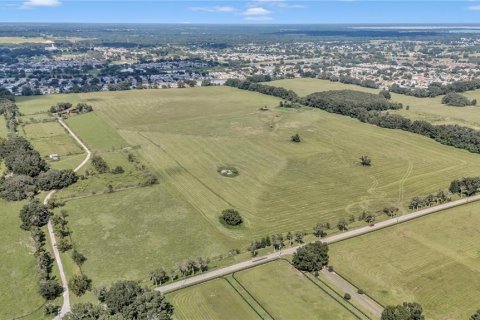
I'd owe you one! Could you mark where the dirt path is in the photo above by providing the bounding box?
[156,194,480,295]
[44,118,91,319]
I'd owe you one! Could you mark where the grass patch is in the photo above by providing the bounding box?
[167,278,260,320]
[329,201,480,320]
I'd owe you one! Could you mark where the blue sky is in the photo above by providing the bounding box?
[2,0,480,24]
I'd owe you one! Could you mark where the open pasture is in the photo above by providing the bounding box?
[330,201,480,320]
[269,78,480,130]
[16,86,480,287]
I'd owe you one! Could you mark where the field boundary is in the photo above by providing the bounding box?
[332,270,386,309]
[223,276,275,320]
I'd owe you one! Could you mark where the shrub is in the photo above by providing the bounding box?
[357,288,365,295]
[327,265,334,272]
[360,155,371,166]
[344,293,351,300]
[44,304,60,316]
[69,274,92,296]
[72,250,87,266]
[111,166,124,174]
[291,133,301,143]
[38,279,63,300]
[91,155,109,173]
[57,238,72,252]
[220,209,243,226]
[140,172,159,186]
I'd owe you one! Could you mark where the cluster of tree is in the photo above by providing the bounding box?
[381,302,424,320]
[409,190,451,210]
[220,208,243,226]
[390,79,480,98]
[225,78,298,100]
[292,242,329,272]
[170,257,209,280]
[49,102,94,114]
[107,81,131,91]
[0,98,19,133]
[441,92,476,107]
[20,201,64,300]
[51,210,73,252]
[303,90,403,115]
[383,206,400,217]
[313,223,330,238]
[0,86,15,101]
[0,137,78,200]
[64,281,173,320]
[91,154,110,173]
[279,100,300,108]
[449,177,480,196]
[248,232,305,256]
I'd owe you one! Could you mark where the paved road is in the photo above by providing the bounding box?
[156,194,480,294]
[44,118,91,319]
[321,269,382,317]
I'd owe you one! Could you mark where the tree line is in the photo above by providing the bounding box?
[389,79,480,98]
[49,102,94,114]
[225,78,299,100]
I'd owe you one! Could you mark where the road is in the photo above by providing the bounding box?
[156,193,480,294]
[320,269,382,317]
[44,118,91,319]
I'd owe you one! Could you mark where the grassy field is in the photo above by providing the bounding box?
[0,200,50,320]
[167,278,261,320]
[234,260,356,319]
[269,78,480,130]
[0,36,50,44]
[330,201,480,320]
[15,86,480,285]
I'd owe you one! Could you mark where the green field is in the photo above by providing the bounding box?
[168,279,260,320]
[269,78,480,130]
[15,86,480,285]
[0,200,49,320]
[234,260,356,319]
[330,201,480,320]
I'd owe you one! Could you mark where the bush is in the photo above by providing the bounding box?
[91,155,109,173]
[111,166,124,174]
[140,172,159,186]
[38,279,63,300]
[69,274,92,296]
[44,304,60,316]
[220,209,243,226]
[57,238,72,252]
[327,265,334,272]
[357,288,365,295]
[291,133,301,143]
[360,155,371,166]
[72,250,87,266]
[441,92,474,107]
[343,293,351,300]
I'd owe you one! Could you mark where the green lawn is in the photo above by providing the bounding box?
[167,279,260,320]
[0,200,50,320]
[235,260,356,319]
[269,78,480,130]
[330,201,480,320]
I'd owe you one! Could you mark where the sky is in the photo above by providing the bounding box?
[1,0,480,24]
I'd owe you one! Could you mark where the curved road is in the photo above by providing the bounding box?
[44,118,91,319]
[156,194,480,294]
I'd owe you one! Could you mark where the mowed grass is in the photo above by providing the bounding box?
[0,200,49,320]
[234,260,356,319]
[330,201,480,320]
[167,279,260,320]
[269,78,480,130]
[16,87,480,289]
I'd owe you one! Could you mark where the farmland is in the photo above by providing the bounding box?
[269,78,480,130]
[15,86,480,284]
[168,260,357,320]
[329,201,480,320]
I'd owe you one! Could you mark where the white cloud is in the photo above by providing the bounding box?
[189,6,237,13]
[22,0,61,9]
[245,16,273,21]
[467,5,480,10]
[242,7,271,16]
[251,0,305,9]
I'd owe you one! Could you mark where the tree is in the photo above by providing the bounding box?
[220,209,243,226]
[470,310,480,320]
[72,250,87,267]
[360,155,371,166]
[104,281,144,315]
[291,133,301,143]
[381,302,425,320]
[337,218,348,231]
[344,293,351,300]
[379,90,391,100]
[441,92,473,107]
[69,274,92,296]
[38,279,63,300]
[0,174,36,201]
[149,268,169,285]
[313,224,327,238]
[63,303,107,320]
[91,155,109,173]
[295,231,304,243]
[36,169,78,191]
[123,291,174,320]
[19,200,51,230]
[292,242,329,272]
